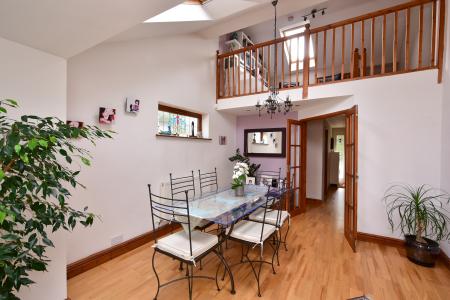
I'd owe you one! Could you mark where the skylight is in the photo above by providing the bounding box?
[144,2,211,23]
[281,24,315,72]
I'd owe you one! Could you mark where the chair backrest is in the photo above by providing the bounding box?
[148,185,193,257]
[257,168,282,188]
[198,167,218,195]
[170,171,196,199]
[257,191,282,242]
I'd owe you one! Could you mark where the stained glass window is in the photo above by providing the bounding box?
[158,105,201,137]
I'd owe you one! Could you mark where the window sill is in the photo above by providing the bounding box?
[156,134,212,141]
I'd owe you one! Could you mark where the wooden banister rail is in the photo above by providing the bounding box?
[216,0,445,101]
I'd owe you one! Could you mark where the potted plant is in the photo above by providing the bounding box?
[0,99,112,298]
[231,162,249,196]
[229,148,260,183]
[383,184,450,267]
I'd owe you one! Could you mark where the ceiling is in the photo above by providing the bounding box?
[0,0,398,59]
[108,0,274,42]
[0,0,187,58]
[326,115,346,128]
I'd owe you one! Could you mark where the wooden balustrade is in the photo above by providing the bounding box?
[216,0,445,100]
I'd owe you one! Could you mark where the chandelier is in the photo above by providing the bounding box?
[255,0,293,118]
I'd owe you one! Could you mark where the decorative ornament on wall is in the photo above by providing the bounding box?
[126,98,140,113]
[66,120,84,128]
[219,136,227,145]
[99,107,116,124]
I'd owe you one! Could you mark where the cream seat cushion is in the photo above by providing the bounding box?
[156,230,218,260]
[249,208,290,226]
[228,220,276,244]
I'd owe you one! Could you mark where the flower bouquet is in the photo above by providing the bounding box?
[232,162,249,196]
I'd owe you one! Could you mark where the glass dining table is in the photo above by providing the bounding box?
[184,185,270,230]
[175,184,270,294]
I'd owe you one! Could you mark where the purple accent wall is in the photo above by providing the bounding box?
[236,112,298,177]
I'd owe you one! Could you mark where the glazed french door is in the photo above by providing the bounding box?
[286,119,307,216]
[344,106,358,252]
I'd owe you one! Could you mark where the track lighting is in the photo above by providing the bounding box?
[301,7,326,22]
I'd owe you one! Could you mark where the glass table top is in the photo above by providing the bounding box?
[187,185,269,227]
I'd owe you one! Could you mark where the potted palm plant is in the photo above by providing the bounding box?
[383,184,450,267]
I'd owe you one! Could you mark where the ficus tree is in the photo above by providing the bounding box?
[0,99,113,299]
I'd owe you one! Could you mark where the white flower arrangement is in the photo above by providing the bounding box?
[232,162,249,189]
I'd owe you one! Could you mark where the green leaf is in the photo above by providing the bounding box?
[42,237,55,247]
[27,139,38,150]
[0,170,4,181]
[49,136,57,143]
[14,144,21,154]
[81,157,91,166]
[38,140,48,148]
[0,210,6,224]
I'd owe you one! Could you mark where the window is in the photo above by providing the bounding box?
[281,24,315,72]
[158,104,202,137]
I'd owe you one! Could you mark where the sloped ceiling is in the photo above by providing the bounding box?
[0,0,184,58]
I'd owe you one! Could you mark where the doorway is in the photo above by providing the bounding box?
[286,106,358,251]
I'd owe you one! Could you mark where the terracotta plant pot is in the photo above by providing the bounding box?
[404,234,440,267]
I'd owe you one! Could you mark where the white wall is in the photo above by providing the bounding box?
[66,35,236,263]
[217,69,443,241]
[306,120,324,200]
[0,37,67,300]
[439,0,450,258]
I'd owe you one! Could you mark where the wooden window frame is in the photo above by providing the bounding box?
[158,104,202,132]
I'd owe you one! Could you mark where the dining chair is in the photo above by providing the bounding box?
[251,168,290,253]
[169,171,196,200]
[226,194,281,297]
[198,167,218,195]
[170,171,208,270]
[148,185,233,300]
[256,168,281,187]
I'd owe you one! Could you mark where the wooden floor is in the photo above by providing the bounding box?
[68,188,450,299]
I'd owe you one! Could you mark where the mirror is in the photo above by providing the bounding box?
[244,128,286,157]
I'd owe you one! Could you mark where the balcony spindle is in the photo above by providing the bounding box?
[371,18,375,75]
[382,14,386,74]
[332,27,336,81]
[431,0,437,66]
[418,4,424,68]
[393,12,398,72]
[303,24,311,99]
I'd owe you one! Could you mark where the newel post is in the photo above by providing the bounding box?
[302,24,311,99]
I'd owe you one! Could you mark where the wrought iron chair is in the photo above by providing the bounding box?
[225,194,281,297]
[169,171,196,200]
[198,167,218,195]
[148,185,234,300]
[250,168,291,254]
[256,168,281,187]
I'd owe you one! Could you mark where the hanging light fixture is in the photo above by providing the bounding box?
[256,0,293,118]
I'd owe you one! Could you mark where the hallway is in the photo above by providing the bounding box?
[68,188,450,299]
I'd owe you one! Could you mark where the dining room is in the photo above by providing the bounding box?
[2,0,450,299]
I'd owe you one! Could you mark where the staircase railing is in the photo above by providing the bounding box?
[216,0,445,101]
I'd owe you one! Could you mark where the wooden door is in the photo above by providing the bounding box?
[286,119,307,216]
[344,106,358,251]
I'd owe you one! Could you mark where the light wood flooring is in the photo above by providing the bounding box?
[68,188,450,299]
